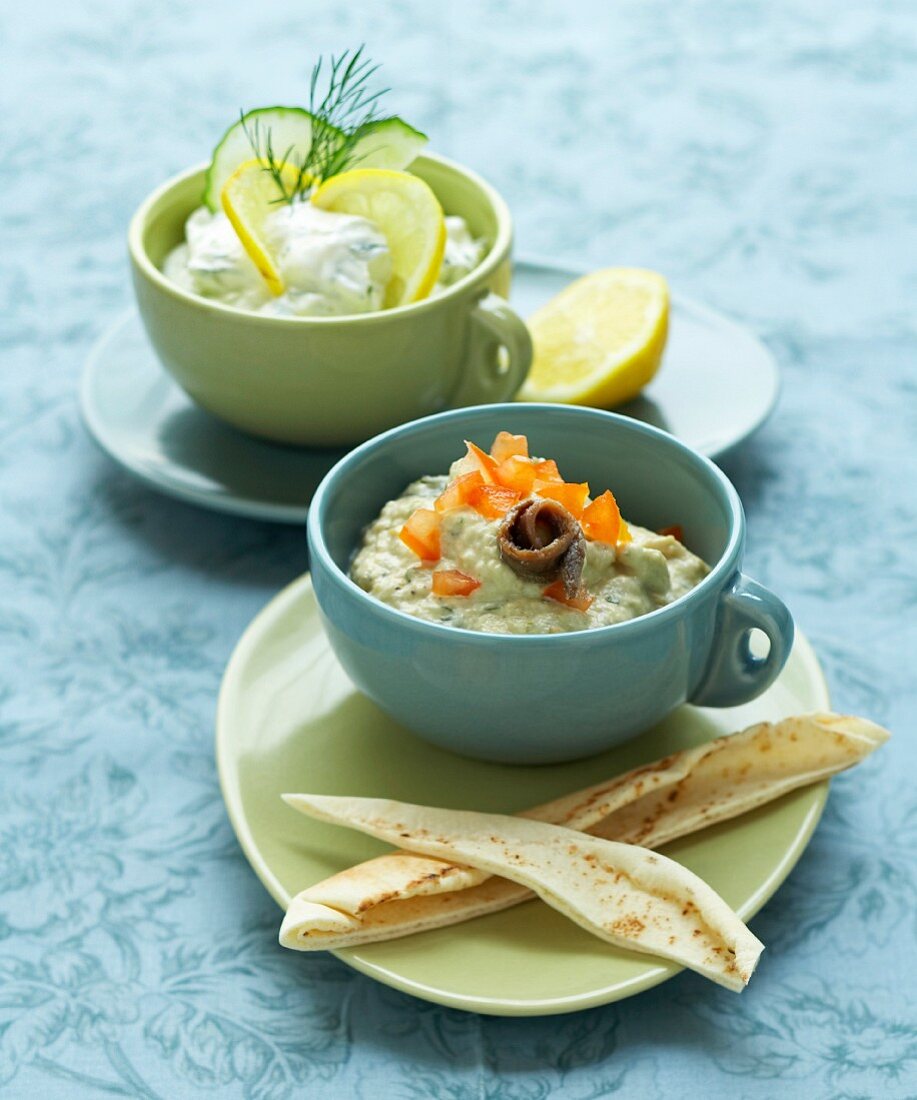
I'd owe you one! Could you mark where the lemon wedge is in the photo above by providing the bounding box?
[311,169,445,307]
[519,268,670,407]
[221,159,305,295]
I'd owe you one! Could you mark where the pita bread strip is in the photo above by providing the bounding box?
[280,714,886,949]
[520,713,887,839]
[282,877,528,950]
[592,713,889,848]
[284,794,764,991]
[296,850,486,918]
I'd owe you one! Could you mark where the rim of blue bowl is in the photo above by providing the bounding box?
[307,404,746,642]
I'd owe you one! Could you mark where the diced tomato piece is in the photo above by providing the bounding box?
[453,440,499,484]
[431,569,482,597]
[435,471,485,513]
[495,454,537,494]
[490,431,529,463]
[581,490,624,544]
[536,481,590,519]
[533,458,563,484]
[658,524,684,542]
[399,508,442,561]
[467,482,521,519]
[543,579,594,611]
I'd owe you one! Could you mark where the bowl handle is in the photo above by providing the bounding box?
[449,293,533,407]
[690,573,795,708]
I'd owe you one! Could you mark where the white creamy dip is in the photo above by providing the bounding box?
[351,475,711,635]
[163,204,485,317]
[437,216,486,290]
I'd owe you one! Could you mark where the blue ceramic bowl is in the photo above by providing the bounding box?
[307,404,793,764]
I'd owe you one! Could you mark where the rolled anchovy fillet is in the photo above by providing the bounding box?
[498,498,586,597]
[559,535,586,598]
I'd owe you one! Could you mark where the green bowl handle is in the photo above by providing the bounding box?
[450,292,533,407]
[691,573,795,708]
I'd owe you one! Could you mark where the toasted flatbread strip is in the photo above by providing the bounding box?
[285,793,764,991]
[548,711,889,845]
[280,713,887,951]
[282,876,529,944]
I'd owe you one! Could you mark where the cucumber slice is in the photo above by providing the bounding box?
[348,117,428,172]
[203,107,340,211]
[203,110,429,211]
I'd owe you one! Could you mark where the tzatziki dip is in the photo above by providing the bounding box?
[163,206,484,318]
[169,61,486,317]
[351,433,710,635]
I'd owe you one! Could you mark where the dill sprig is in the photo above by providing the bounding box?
[239,115,307,203]
[242,46,390,204]
[309,46,389,180]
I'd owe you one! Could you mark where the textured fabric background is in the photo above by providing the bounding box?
[2,1,916,1097]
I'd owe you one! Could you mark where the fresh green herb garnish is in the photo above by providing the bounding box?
[241,45,389,204]
[308,46,389,179]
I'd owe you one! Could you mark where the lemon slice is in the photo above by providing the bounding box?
[311,169,445,307]
[519,268,670,407]
[221,159,305,295]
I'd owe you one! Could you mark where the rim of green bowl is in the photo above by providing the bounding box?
[127,151,515,327]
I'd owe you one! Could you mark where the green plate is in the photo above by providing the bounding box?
[217,574,830,1016]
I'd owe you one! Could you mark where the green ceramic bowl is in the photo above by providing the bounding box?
[128,155,532,446]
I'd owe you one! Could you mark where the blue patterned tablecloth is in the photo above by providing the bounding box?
[2,2,915,1096]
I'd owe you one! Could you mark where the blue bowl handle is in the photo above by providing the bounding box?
[691,573,795,708]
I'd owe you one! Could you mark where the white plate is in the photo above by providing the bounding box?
[82,260,779,524]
